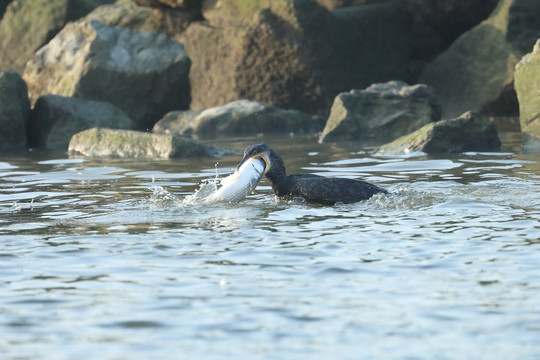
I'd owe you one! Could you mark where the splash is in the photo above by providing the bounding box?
[149,185,181,203]
[182,178,221,205]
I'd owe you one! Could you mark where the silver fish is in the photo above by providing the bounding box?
[205,156,268,203]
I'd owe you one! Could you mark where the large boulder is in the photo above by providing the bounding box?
[0,0,111,73]
[23,20,191,131]
[377,111,501,155]
[0,70,30,151]
[419,0,540,118]
[184,0,413,114]
[182,3,328,114]
[68,128,236,159]
[153,100,322,138]
[27,95,135,150]
[514,39,540,151]
[319,81,442,143]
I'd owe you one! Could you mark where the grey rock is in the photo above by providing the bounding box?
[28,95,135,150]
[419,0,540,118]
[514,39,540,151]
[23,20,190,130]
[0,70,30,151]
[68,128,237,159]
[377,111,501,155]
[153,100,321,137]
[319,81,441,143]
[521,133,540,152]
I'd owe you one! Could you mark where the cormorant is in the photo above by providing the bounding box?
[236,143,387,205]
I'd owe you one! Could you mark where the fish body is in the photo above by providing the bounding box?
[205,157,266,203]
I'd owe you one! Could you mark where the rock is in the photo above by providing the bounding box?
[514,39,540,151]
[68,128,236,159]
[0,0,110,74]
[27,95,135,150]
[329,3,413,97]
[314,0,389,10]
[133,0,201,9]
[182,5,326,114]
[184,0,413,115]
[419,0,540,118]
[153,100,321,137]
[319,81,441,143]
[521,133,540,152]
[377,111,501,155]
[406,0,499,45]
[83,0,199,38]
[23,20,191,131]
[0,0,12,19]
[0,70,30,151]
[200,0,274,27]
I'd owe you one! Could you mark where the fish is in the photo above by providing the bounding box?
[205,156,268,203]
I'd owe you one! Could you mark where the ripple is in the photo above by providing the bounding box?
[106,320,168,329]
[1,145,539,360]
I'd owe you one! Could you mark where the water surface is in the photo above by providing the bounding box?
[1,135,540,359]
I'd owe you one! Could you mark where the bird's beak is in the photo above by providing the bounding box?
[236,153,271,193]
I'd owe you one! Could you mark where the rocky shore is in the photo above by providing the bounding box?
[1,0,539,157]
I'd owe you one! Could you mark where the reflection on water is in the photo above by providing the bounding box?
[1,136,540,359]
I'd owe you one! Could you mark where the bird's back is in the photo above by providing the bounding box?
[287,174,387,205]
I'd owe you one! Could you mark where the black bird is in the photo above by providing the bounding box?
[236,143,387,205]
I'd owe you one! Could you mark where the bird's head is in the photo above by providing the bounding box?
[236,143,272,174]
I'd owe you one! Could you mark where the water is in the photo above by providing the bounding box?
[1,135,540,359]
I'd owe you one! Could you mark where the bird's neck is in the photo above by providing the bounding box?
[266,159,291,196]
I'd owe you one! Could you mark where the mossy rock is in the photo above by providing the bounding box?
[0,0,103,73]
[68,128,237,159]
[514,40,540,151]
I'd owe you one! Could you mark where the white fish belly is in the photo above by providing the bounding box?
[206,158,265,203]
